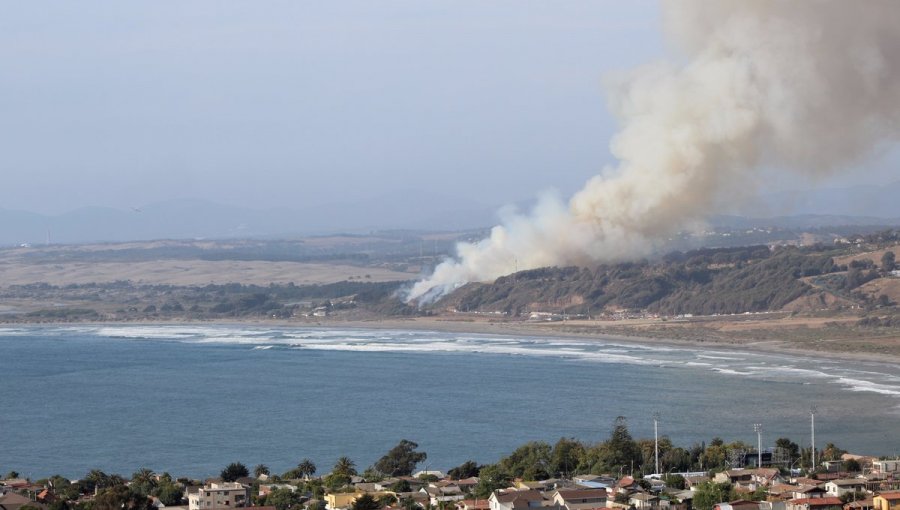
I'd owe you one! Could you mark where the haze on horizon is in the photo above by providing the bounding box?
[3,1,898,224]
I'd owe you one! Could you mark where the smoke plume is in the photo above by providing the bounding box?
[407,0,900,304]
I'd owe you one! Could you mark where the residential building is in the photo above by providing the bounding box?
[629,493,661,510]
[188,482,249,510]
[551,489,609,510]
[873,492,900,510]
[873,462,900,475]
[844,498,874,510]
[791,487,828,501]
[0,490,36,510]
[825,480,867,498]
[786,498,843,510]
[490,490,558,510]
[714,501,761,510]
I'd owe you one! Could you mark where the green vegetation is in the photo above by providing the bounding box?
[373,439,427,477]
[446,245,849,316]
[221,462,249,482]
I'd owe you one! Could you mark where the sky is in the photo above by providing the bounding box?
[1,1,897,216]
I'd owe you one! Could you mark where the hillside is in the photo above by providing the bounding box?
[437,237,900,318]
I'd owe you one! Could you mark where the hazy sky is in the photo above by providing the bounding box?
[2,2,896,215]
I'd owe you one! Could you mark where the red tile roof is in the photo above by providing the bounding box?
[790,497,843,506]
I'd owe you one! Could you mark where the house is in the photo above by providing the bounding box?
[423,484,466,507]
[791,487,828,501]
[0,490,38,510]
[786,498,843,510]
[714,500,761,510]
[551,489,609,510]
[489,490,555,510]
[414,471,446,480]
[684,477,711,491]
[457,500,492,510]
[844,498,874,510]
[187,482,250,510]
[715,470,781,490]
[873,492,900,510]
[258,484,297,498]
[574,476,615,490]
[617,478,639,494]
[457,478,480,493]
[630,493,661,510]
[490,490,543,510]
[825,480,867,498]
[872,462,900,475]
[326,492,394,510]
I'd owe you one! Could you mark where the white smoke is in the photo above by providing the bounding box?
[407,0,900,304]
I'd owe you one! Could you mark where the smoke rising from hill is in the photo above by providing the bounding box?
[407,0,900,303]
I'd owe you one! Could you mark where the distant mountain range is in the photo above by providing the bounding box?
[2,181,899,246]
[0,190,501,245]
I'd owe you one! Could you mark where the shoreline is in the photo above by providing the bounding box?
[5,315,899,366]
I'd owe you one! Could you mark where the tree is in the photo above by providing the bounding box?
[297,459,317,480]
[821,443,846,462]
[362,467,385,482]
[775,438,800,464]
[264,488,302,510]
[254,465,270,478]
[53,476,81,502]
[843,459,861,472]
[499,441,552,480]
[5,471,19,479]
[882,251,896,273]
[333,457,357,478]
[389,480,412,493]
[351,494,381,510]
[845,267,863,290]
[377,494,397,508]
[692,482,736,510]
[130,468,157,497]
[93,486,154,510]
[473,464,511,499]
[447,461,481,480]
[374,440,427,477]
[221,462,249,482]
[151,480,184,507]
[597,417,641,474]
[550,438,586,478]
[664,474,686,490]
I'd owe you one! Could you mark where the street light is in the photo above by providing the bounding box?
[753,424,763,468]
[654,412,661,476]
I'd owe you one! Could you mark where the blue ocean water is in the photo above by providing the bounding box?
[1,325,898,479]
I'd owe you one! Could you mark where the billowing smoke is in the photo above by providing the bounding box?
[407,0,900,304]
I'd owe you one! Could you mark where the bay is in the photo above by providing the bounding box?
[1,325,898,479]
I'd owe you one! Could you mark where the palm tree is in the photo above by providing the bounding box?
[130,468,157,496]
[85,470,110,493]
[297,459,316,480]
[333,457,357,477]
[254,465,270,478]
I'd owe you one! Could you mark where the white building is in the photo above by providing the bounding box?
[188,482,250,510]
[873,460,900,474]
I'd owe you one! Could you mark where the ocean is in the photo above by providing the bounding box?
[1,325,898,479]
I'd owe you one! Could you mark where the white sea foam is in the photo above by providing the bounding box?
[833,377,900,397]
[711,368,757,376]
[34,324,900,402]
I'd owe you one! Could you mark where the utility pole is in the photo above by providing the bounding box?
[654,412,660,475]
[810,406,817,471]
[754,423,763,468]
